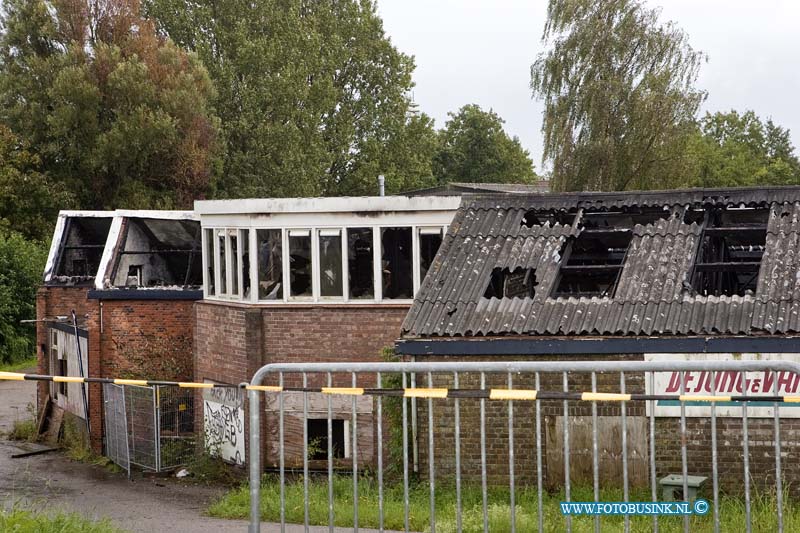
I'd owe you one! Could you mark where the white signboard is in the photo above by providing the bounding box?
[645,353,800,418]
[203,383,245,465]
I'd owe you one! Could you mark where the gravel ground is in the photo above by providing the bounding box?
[0,374,379,532]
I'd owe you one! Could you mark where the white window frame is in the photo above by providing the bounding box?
[202,220,449,305]
[287,228,314,301]
[317,228,345,301]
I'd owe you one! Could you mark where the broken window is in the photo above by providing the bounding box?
[257,229,283,300]
[112,219,202,289]
[307,419,346,460]
[418,227,443,281]
[381,227,413,299]
[53,217,112,282]
[229,230,239,297]
[126,265,143,286]
[521,209,577,228]
[319,229,343,298]
[240,229,251,299]
[552,227,633,298]
[218,230,227,294]
[690,207,768,297]
[205,229,215,296]
[348,228,374,299]
[484,267,538,298]
[289,229,312,297]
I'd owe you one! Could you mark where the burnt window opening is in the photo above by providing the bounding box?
[113,218,202,289]
[53,217,113,281]
[552,229,634,298]
[690,207,768,297]
[580,207,672,229]
[483,267,538,299]
[307,419,346,460]
[521,209,577,228]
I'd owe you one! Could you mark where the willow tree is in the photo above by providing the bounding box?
[531,0,706,191]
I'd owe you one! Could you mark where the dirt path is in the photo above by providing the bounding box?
[0,376,376,532]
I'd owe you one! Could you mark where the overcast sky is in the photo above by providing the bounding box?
[377,0,800,173]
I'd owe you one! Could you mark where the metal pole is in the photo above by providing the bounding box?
[248,389,261,533]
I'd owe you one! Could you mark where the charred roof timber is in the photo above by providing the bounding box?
[44,211,201,291]
[400,186,800,338]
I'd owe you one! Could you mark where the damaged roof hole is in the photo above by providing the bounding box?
[521,210,577,228]
[54,216,113,280]
[690,207,769,297]
[113,218,202,288]
[483,267,538,299]
[580,207,673,229]
[552,229,634,298]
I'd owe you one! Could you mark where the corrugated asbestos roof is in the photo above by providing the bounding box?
[401,186,800,338]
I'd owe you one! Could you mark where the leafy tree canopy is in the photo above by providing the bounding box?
[683,110,800,188]
[0,125,76,241]
[531,0,706,191]
[0,0,221,210]
[434,104,537,185]
[0,228,47,364]
[145,0,429,197]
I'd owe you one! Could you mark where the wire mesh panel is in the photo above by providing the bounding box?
[102,383,130,476]
[157,385,196,470]
[125,384,158,471]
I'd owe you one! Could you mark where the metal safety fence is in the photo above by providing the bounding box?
[246,360,800,533]
[102,383,196,473]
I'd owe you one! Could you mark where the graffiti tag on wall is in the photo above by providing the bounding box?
[203,382,245,465]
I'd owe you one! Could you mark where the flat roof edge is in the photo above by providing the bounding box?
[194,196,463,215]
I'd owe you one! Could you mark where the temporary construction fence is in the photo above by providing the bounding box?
[245,359,800,533]
[102,383,196,475]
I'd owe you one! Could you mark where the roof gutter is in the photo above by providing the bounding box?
[395,335,800,356]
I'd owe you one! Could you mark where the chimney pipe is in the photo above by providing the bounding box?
[378,174,385,196]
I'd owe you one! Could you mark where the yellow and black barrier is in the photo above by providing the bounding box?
[1,370,798,403]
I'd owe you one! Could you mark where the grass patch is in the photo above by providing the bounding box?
[209,475,800,532]
[6,402,37,441]
[0,357,37,372]
[179,451,244,486]
[62,417,121,473]
[0,508,121,532]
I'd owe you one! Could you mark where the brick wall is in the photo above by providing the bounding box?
[37,287,197,452]
[412,354,799,496]
[194,302,408,469]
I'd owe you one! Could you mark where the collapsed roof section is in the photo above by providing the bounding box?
[401,186,800,338]
[44,210,201,291]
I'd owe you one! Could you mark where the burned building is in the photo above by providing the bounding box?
[397,186,800,492]
[192,195,461,466]
[37,210,202,451]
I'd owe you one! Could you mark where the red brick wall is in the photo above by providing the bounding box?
[194,301,408,469]
[37,287,197,452]
[99,300,196,381]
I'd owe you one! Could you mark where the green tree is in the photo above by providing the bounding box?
[0,0,221,210]
[531,0,706,191]
[0,229,47,364]
[684,110,800,188]
[0,125,76,241]
[145,0,424,198]
[434,104,537,185]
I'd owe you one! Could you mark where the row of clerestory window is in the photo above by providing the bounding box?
[484,206,770,300]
